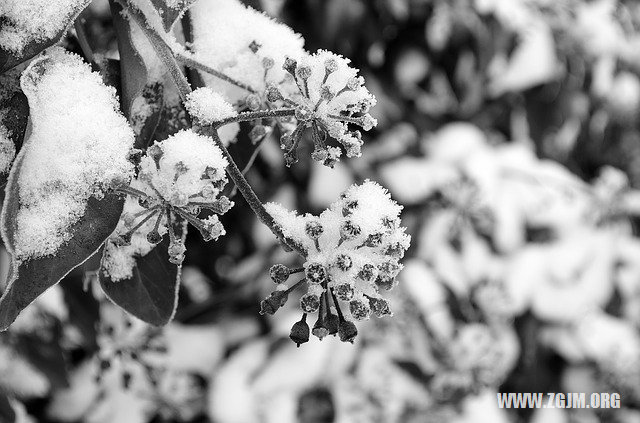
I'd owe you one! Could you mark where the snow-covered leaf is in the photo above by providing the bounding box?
[99,236,181,326]
[0,0,91,73]
[0,49,135,331]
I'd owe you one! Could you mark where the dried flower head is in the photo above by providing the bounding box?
[101,130,233,281]
[262,180,410,344]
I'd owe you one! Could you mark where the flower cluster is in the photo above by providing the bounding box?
[102,130,232,281]
[266,50,377,167]
[262,180,410,345]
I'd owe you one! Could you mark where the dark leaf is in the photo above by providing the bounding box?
[0,91,29,189]
[0,1,91,73]
[99,234,183,327]
[0,393,15,423]
[0,192,125,331]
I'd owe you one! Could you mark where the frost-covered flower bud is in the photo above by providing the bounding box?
[200,216,225,242]
[375,275,397,291]
[324,58,338,73]
[168,240,186,265]
[340,220,361,240]
[114,232,132,247]
[346,76,363,91]
[305,263,328,284]
[334,283,355,301]
[311,148,328,163]
[320,86,334,101]
[259,290,289,315]
[334,254,353,271]
[249,125,268,144]
[262,57,275,70]
[280,133,294,150]
[358,115,377,131]
[245,94,262,110]
[296,65,312,80]
[365,233,384,247]
[202,166,219,180]
[357,263,377,282]
[269,264,291,284]
[338,320,358,343]
[147,144,163,162]
[384,242,406,259]
[283,57,297,75]
[290,315,310,347]
[146,230,162,244]
[305,220,324,240]
[349,299,371,321]
[300,293,321,313]
[266,85,283,102]
[328,122,346,139]
[342,200,359,216]
[378,260,401,278]
[369,297,391,317]
[200,184,216,201]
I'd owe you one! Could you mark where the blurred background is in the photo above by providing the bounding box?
[4,0,640,422]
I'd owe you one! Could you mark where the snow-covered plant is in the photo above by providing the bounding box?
[0,0,402,350]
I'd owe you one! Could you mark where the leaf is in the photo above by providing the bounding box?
[99,235,181,326]
[149,0,196,32]
[0,393,15,423]
[0,0,91,73]
[0,186,125,331]
[0,91,29,189]
[110,0,165,148]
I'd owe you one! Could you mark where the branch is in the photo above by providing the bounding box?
[214,108,295,127]
[175,52,258,94]
[209,129,307,257]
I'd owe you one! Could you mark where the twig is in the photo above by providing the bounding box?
[214,108,295,127]
[175,52,257,94]
[74,19,95,64]
[209,129,306,257]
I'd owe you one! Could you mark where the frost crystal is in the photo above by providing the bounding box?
[185,88,237,125]
[14,49,135,259]
[190,0,305,102]
[103,130,232,280]
[263,180,410,345]
[270,50,377,167]
[0,0,90,54]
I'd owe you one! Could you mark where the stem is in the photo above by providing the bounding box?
[123,2,192,102]
[214,108,295,127]
[175,53,257,94]
[74,19,95,64]
[209,129,306,257]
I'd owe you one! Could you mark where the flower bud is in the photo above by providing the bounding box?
[249,125,268,144]
[374,275,397,291]
[259,290,289,315]
[266,85,283,102]
[312,317,329,340]
[296,65,312,80]
[305,263,327,284]
[324,58,338,73]
[290,316,310,347]
[349,299,371,321]
[305,220,324,240]
[168,240,186,265]
[262,57,275,69]
[334,254,353,271]
[245,94,262,111]
[369,297,392,317]
[146,229,162,245]
[200,184,216,201]
[357,263,377,282]
[283,57,297,75]
[338,320,358,343]
[334,283,355,301]
[269,264,290,284]
[340,220,361,240]
[295,105,313,121]
[300,293,321,313]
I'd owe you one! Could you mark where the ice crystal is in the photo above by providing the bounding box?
[13,49,135,259]
[262,180,410,345]
[102,130,231,280]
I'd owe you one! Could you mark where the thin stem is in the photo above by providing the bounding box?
[175,53,257,94]
[123,2,192,102]
[74,19,95,64]
[209,129,306,257]
[214,108,295,128]
[229,137,265,198]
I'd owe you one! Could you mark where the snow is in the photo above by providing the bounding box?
[0,0,90,54]
[190,0,305,102]
[0,123,16,174]
[185,87,237,125]
[13,49,135,259]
